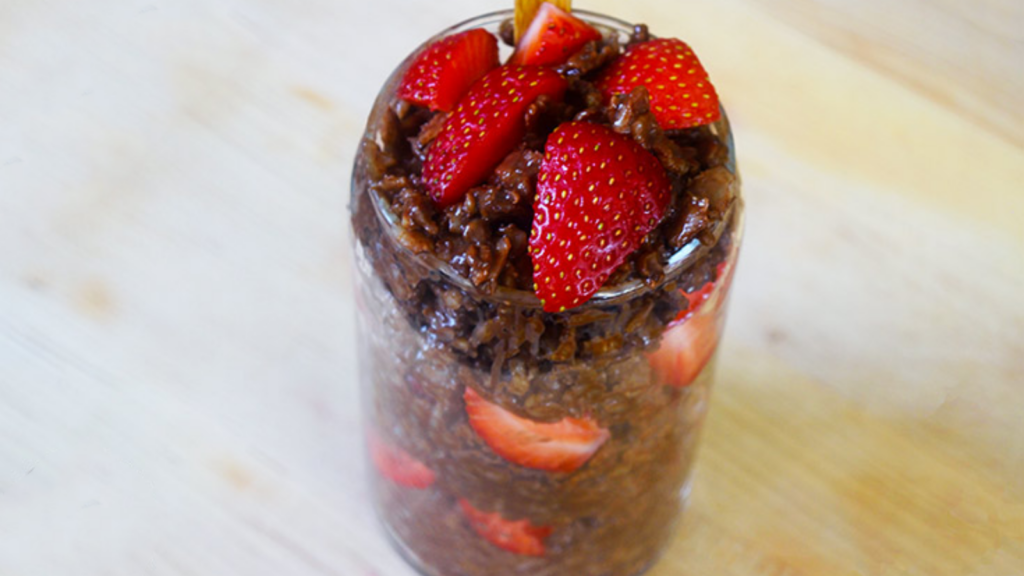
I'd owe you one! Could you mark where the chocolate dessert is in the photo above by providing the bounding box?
[350,6,743,575]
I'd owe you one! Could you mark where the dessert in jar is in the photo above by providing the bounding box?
[350,3,743,574]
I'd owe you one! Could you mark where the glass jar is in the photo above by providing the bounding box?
[350,10,743,576]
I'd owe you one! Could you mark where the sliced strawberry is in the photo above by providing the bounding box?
[596,38,721,130]
[463,387,610,473]
[424,65,568,207]
[649,312,720,388]
[672,260,733,324]
[530,121,671,312]
[654,260,734,387]
[675,279,716,323]
[397,29,499,112]
[514,0,573,41]
[458,498,553,557]
[367,432,436,489]
[672,261,726,323]
[510,3,602,67]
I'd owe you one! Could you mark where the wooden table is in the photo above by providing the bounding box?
[2,0,1022,573]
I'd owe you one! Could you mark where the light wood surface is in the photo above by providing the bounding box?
[2,0,1022,574]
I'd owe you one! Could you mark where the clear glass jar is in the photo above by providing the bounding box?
[350,10,743,576]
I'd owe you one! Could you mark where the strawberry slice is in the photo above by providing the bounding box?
[675,279,716,323]
[458,498,553,556]
[530,121,671,312]
[671,260,729,323]
[424,65,568,207]
[514,0,572,42]
[651,260,736,387]
[367,433,436,489]
[397,29,499,112]
[596,38,721,130]
[463,387,610,473]
[648,312,720,388]
[510,3,602,67]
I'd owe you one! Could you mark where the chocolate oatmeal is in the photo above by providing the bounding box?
[351,9,742,576]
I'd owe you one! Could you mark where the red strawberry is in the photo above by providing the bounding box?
[651,261,735,387]
[648,312,720,388]
[510,3,602,67]
[596,38,721,130]
[463,387,610,473]
[367,433,436,489]
[530,122,671,312]
[397,29,499,112]
[676,279,716,322]
[458,498,553,557]
[671,260,729,323]
[424,66,568,207]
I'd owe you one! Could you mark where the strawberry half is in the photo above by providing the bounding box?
[463,387,610,473]
[458,498,553,557]
[510,2,603,67]
[596,38,721,130]
[424,65,568,207]
[367,433,436,489]
[397,29,499,112]
[530,122,671,312]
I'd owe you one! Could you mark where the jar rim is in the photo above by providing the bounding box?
[439,8,635,38]
[356,10,739,310]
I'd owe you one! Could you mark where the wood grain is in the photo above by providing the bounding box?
[742,0,1024,149]
[648,353,1024,575]
[1,0,1021,574]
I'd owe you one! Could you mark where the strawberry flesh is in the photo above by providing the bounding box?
[510,3,603,67]
[648,312,720,388]
[458,498,553,557]
[463,387,610,473]
[653,261,735,387]
[398,29,499,112]
[530,121,671,312]
[367,433,436,489]
[673,278,715,324]
[672,261,730,324]
[424,65,568,207]
[596,38,721,130]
